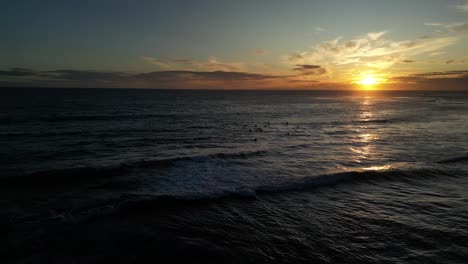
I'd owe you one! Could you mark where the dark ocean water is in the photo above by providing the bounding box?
[1,88,468,263]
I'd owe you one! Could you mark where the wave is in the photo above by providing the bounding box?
[126,168,462,201]
[355,119,390,124]
[107,168,465,221]
[0,149,269,184]
[0,128,180,138]
[7,163,466,226]
[17,167,463,225]
[437,154,468,164]
[0,113,184,125]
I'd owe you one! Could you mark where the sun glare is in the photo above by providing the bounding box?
[357,74,382,90]
[361,76,378,86]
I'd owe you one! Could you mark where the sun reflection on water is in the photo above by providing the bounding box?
[350,96,380,167]
[363,165,391,171]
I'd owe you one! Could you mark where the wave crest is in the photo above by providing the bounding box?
[437,154,468,164]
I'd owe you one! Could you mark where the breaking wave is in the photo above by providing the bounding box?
[11,167,465,225]
[0,150,269,183]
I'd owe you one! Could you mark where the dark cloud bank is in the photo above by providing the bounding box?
[0,68,280,89]
[293,65,327,75]
[389,70,468,90]
[1,68,468,90]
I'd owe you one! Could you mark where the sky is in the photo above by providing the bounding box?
[1,0,468,90]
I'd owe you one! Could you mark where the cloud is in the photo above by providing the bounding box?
[315,27,326,33]
[424,21,468,33]
[142,57,172,68]
[455,2,468,12]
[444,58,466,64]
[446,22,468,32]
[389,70,468,90]
[45,70,128,81]
[430,51,445,56]
[254,49,267,56]
[286,32,457,70]
[0,68,36,76]
[143,56,243,71]
[406,70,468,78]
[367,31,386,40]
[293,64,322,70]
[392,70,468,82]
[3,66,468,90]
[424,22,443,26]
[2,65,345,89]
[0,67,287,88]
[0,68,128,82]
[293,64,327,75]
[396,57,466,65]
[132,70,278,82]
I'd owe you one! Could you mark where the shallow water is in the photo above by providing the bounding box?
[1,88,468,263]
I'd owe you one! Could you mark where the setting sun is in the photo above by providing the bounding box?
[361,76,378,86]
[356,74,384,90]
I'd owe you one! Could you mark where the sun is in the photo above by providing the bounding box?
[361,76,378,86]
[357,74,382,90]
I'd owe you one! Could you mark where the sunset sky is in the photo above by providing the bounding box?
[1,0,468,89]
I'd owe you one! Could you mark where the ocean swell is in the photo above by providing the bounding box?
[437,154,468,164]
[0,149,270,184]
[6,166,465,226]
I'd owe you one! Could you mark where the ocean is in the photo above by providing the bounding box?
[1,88,468,263]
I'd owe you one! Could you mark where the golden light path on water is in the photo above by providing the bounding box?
[350,95,392,172]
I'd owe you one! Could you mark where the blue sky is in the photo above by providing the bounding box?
[1,0,468,89]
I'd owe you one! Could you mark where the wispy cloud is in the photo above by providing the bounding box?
[447,22,468,32]
[424,22,443,26]
[445,57,467,64]
[254,49,268,56]
[424,21,468,33]
[405,70,468,78]
[314,27,326,33]
[286,32,457,71]
[454,1,468,12]
[293,64,327,75]
[142,57,172,68]
[429,51,445,56]
[132,70,278,82]
[367,31,386,40]
[143,56,244,71]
